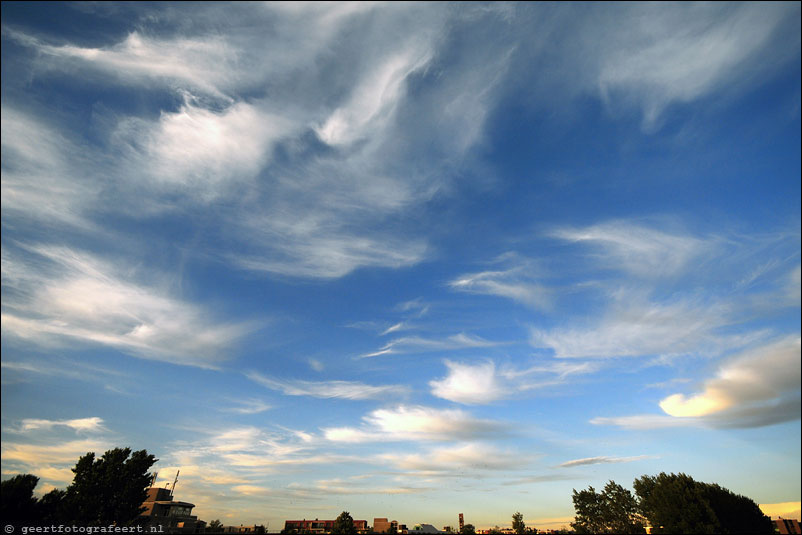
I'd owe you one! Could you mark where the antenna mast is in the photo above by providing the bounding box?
[171,470,180,498]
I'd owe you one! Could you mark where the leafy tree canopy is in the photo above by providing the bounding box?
[571,473,773,534]
[1,447,156,527]
[571,481,646,534]
[332,511,358,535]
[460,524,476,535]
[1,474,40,524]
[512,511,526,535]
[67,447,157,526]
[634,473,773,534]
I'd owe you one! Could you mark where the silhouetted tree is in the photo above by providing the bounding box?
[38,488,69,524]
[634,473,772,534]
[700,482,773,534]
[1,474,40,525]
[512,512,525,535]
[208,519,224,531]
[332,511,358,535]
[571,481,645,534]
[66,447,157,526]
[460,524,476,535]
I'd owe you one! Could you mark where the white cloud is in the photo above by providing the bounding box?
[593,337,801,429]
[380,443,528,473]
[530,293,745,359]
[1,245,253,367]
[559,455,654,468]
[221,399,272,415]
[429,360,504,404]
[429,358,600,404]
[551,222,706,278]
[590,3,799,129]
[323,405,508,443]
[589,414,700,430]
[18,417,105,434]
[659,336,801,419]
[361,332,497,358]
[3,4,516,282]
[121,101,294,199]
[287,477,428,496]
[0,108,97,229]
[316,43,433,146]
[232,230,428,280]
[449,266,550,309]
[1,439,111,470]
[246,372,408,400]
[29,31,239,99]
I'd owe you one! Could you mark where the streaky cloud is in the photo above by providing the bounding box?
[246,371,408,400]
[559,455,655,468]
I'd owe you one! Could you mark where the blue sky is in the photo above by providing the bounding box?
[1,1,800,529]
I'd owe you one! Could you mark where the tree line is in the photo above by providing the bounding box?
[1,448,156,527]
[571,472,774,534]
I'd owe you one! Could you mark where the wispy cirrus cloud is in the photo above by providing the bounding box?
[11,29,239,99]
[1,416,114,486]
[590,2,799,129]
[550,221,707,278]
[380,443,530,474]
[1,440,110,477]
[1,108,99,230]
[1,245,254,367]
[246,372,408,400]
[16,417,105,434]
[287,478,429,496]
[220,399,272,415]
[361,332,498,358]
[558,455,655,468]
[449,261,550,309]
[529,293,743,359]
[323,405,509,443]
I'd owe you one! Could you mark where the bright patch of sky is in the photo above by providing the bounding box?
[2,2,800,529]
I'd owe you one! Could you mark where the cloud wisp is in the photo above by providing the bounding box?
[246,372,408,401]
[360,333,498,358]
[1,245,254,367]
[323,405,509,443]
[558,455,655,468]
[449,257,551,310]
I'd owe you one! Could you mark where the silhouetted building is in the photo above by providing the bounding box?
[221,527,265,534]
[140,486,204,534]
[775,518,802,534]
[373,519,404,534]
[374,519,392,533]
[458,515,464,532]
[411,525,442,534]
[284,519,368,534]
